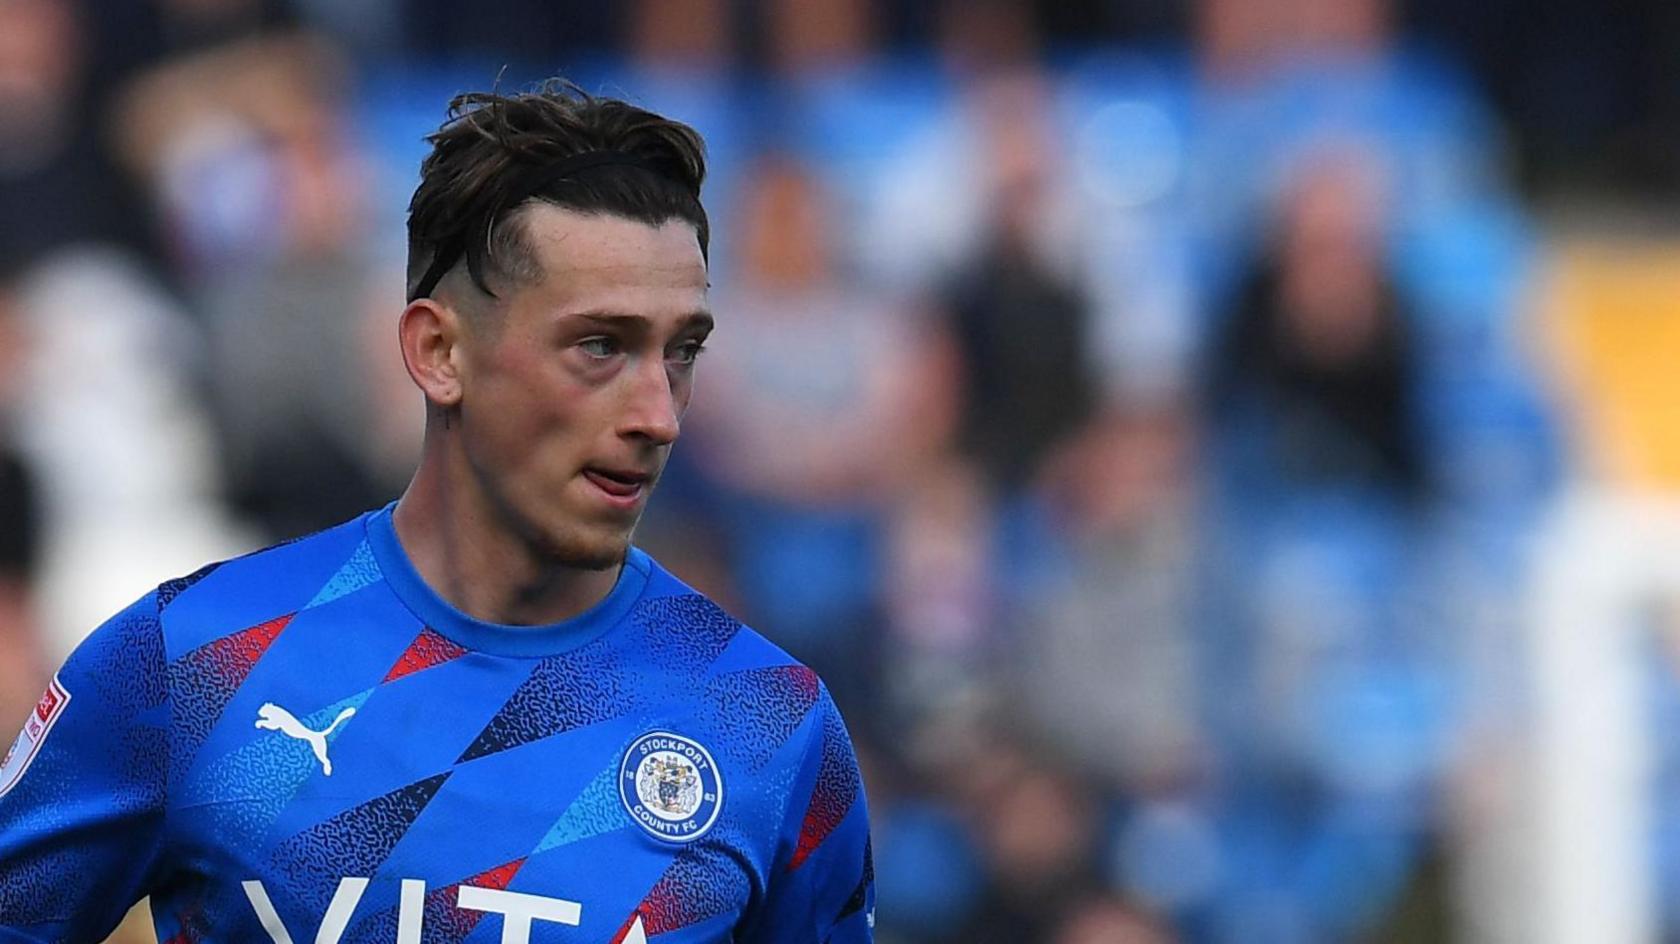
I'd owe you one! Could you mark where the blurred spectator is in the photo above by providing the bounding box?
[934,0,1042,79]
[0,0,162,271]
[1014,414,1202,793]
[0,0,265,677]
[1205,148,1426,505]
[859,50,1079,294]
[111,25,403,539]
[1190,142,1468,944]
[938,104,1097,497]
[627,0,732,74]
[903,50,1205,789]
[111,28,352,276]
[764,0,875,75]
[1195,0,1390,82]
[953,744,1110,943]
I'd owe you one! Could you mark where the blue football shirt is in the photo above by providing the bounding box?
[0,505,874,943]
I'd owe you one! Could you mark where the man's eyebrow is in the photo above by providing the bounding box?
[568,310,714,332]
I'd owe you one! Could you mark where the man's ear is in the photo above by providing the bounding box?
[398,298,466,408]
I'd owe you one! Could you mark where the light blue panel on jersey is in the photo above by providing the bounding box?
[532,762,631,853]
[305,539,383,610]
[183,689,374,844]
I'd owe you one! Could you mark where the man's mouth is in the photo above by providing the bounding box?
[583,467,650,499]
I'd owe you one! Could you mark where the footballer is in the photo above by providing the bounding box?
[0,82,874,943]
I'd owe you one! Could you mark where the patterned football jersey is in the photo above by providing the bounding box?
[0,505,874,943]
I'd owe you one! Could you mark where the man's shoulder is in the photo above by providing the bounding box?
[631,552,809,671]
[149,509,382,650]
[631,552,833,724]
[52,511,379,748]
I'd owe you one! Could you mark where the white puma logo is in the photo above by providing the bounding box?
[255,703,356,775]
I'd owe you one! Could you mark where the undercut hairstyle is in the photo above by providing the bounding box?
[405,80,709,304]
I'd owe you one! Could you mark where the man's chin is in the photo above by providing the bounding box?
[570,548,627,571]
[532,529,632,572]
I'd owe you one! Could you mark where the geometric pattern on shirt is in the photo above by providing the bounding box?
[382,627,468,684]
[188,690,374,844]
[168,612,294,779]
[157,562,224,613]
[837,835,874,924]
[343,856,526,944]
[629,594,742,677]
[533,761,631,853]
[305,541,381,611]
[699,665,821,770]
[788,700,860,871]
[268,771,452,913]
[632,824,754,936]
[455,642,639,764]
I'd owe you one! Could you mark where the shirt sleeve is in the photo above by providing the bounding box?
[0,591,171,942]
[740,685,875,943]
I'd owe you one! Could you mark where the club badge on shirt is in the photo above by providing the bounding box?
[0,675,71,800]
[619,731,723,843]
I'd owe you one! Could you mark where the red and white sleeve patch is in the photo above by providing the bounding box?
[0,674,71,800]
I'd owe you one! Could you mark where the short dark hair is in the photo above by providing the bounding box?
[406,80,709,303]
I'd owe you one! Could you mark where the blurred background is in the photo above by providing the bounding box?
[3,0,1680,940]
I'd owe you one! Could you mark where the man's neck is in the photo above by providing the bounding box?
[390,457,620,627]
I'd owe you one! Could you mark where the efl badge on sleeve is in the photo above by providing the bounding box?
[619,731,723,843]
[0,675,71,800]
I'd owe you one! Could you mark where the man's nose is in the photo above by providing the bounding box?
[623,357,681,445]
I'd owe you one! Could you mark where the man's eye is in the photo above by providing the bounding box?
[670,341,707,366]
[579,337,619,358]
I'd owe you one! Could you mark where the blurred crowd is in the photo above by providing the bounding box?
[0,0,1663,941]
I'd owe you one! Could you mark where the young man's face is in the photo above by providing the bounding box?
[456,205,711,569]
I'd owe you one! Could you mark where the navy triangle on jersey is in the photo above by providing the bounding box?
[270,771,452,911]
[157,562,225,613]
[456,644,646,764]
[834,837,874,924]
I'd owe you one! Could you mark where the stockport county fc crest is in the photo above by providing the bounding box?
[619,731,723,843]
